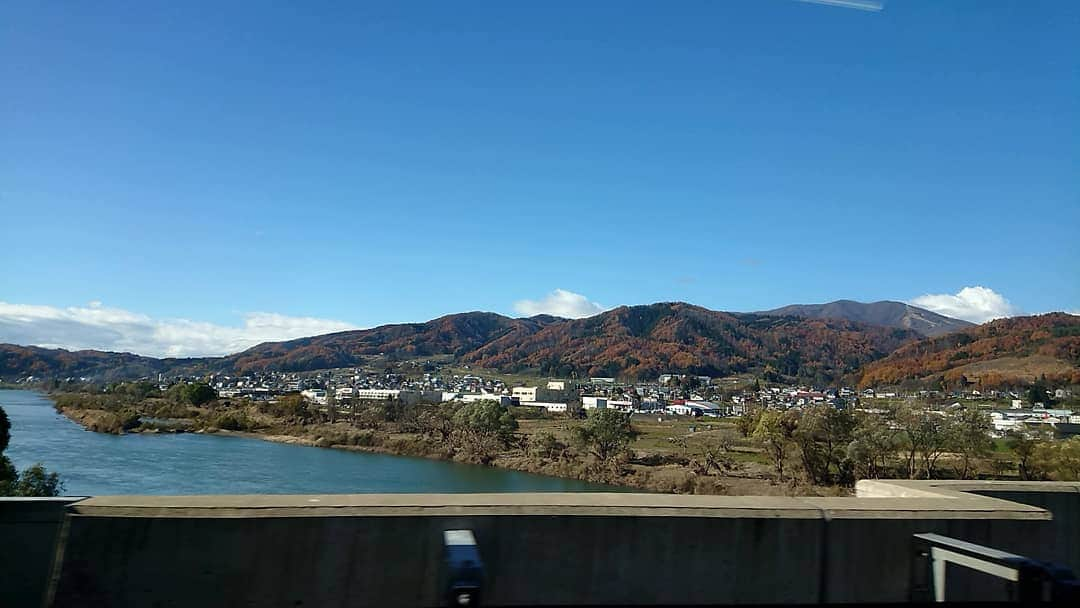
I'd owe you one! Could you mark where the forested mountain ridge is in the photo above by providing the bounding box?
[460,303,916,382]
[858,313,1080,388]
[8,304,1073,387]
[2,303,918,383]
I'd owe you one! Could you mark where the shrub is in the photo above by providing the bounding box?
[210,412,250,431]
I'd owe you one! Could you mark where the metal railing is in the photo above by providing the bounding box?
[911,532,1080,603]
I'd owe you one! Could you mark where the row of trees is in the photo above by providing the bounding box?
[284,394,638,469]
[741,403,1080,485]
[739,404,998,484]
[0,406,64,496]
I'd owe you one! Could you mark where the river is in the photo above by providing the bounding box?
[1,390,617,495]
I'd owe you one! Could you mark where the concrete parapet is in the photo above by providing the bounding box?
[37,488,1060,606]
[858,479,1080,574]
[0,497,86,607]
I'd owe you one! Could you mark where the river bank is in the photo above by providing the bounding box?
[49,391,813,496]
[2,390,616,495]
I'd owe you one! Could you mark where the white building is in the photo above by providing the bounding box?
[685,400,725,416]
[582,396,608,410]
[665,403,696,416]
[352,389,439,405]
[300,389,328,405]
[665,401,724,417]
[456,394,513,407]
[523,401,571,413]
[546,380,567,391]
[514,386,566,403]
[355,388,402,401]
[512,387,540,402]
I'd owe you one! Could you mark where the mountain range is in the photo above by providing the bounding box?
[759,300,974,337]
[2,300,1075,387]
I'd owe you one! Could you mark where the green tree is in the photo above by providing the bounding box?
[0,455,16,495]
[11,463,64,497]
[573,409,637,461]
[1027,380,1056,407]
[735,407,761,438]
[113,380,160,400]
[793,405,856,485]
[1033,437,1080,481]
[846,413,898,479]
[753,409,798,481]
[0,405,11,453]
[168,382,217,406]
[0,405,64,497]
[950,407,992,479]
[1006,429,1045,480]
[452,401,518,458]
[895,405,951,479]
[186,383,217,406]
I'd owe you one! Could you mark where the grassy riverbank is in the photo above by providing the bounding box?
[50,390,831,496]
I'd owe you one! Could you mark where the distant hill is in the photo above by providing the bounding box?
[224,312,560,373]
[0,303,920,384]
[859,313,1080,388]
[759,300,974,337]
[0,344,216,383]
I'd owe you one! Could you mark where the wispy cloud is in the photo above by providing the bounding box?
[909,286,1020,324]
[0,301,358,358]
[795,0,885,11]
[513,289,609,319]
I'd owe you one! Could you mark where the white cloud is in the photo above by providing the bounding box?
[0,301,358,358]
[514,289,608,319]
[909,286,1020,324]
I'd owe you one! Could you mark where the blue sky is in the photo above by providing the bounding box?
[1,1,1077,356]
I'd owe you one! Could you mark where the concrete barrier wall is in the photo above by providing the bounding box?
[952,481,1079,572]
[40,489,1057,607]
[0,497,85,608]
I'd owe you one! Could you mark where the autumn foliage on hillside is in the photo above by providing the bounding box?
[461,303,916,382]
[0,345,189,383]
[225,312,558,373]
[1,304,919,383]
[859,313,1080,388]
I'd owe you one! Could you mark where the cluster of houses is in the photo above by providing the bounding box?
[989,407,1080,439]
[71,366,1072,440]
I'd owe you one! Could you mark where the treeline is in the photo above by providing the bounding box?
[738,403,1080,485]
[240,395,636,474]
